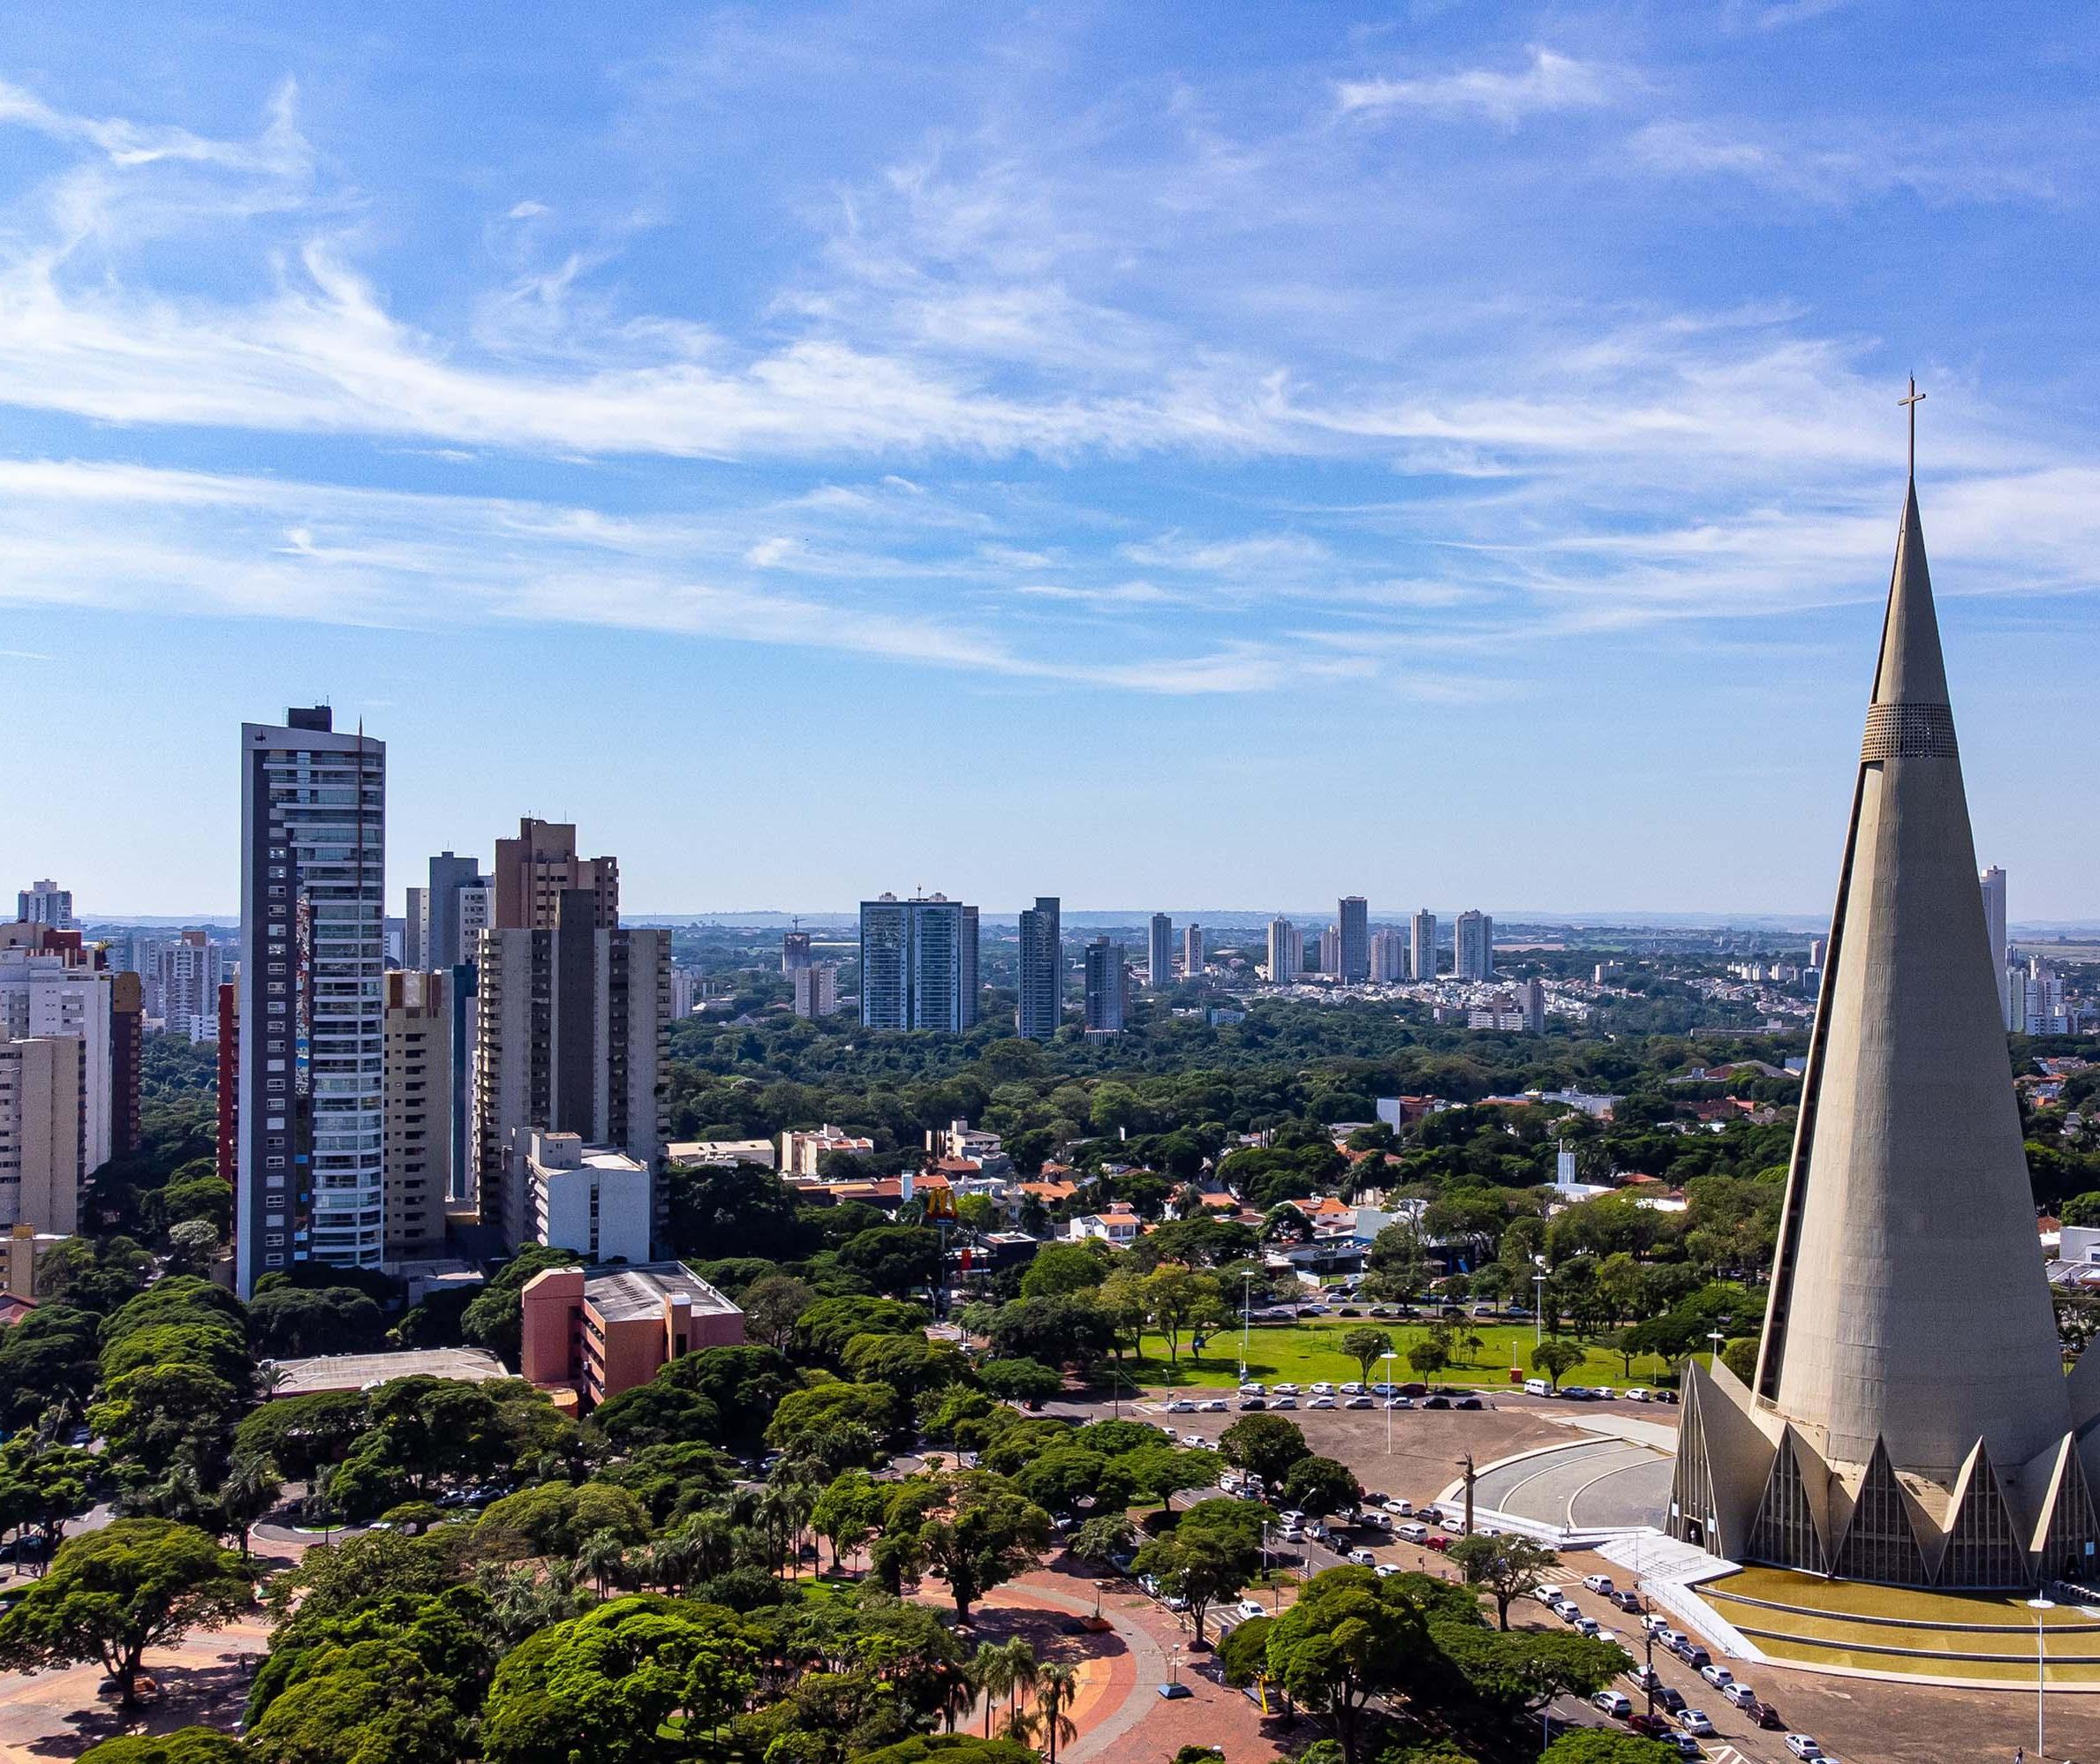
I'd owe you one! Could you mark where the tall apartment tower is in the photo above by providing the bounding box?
[1370,927,1406,983]
[1454,910,1493,981]
[1318,924,1341,977]
[109,971,142,1159]
[237,707,386,1295]
[494,818,619,931]
[1182,923,1204,977]
[1265,916,1302,984]
[1,934,115,1181]
[1016,898,1062,1042]
[857,894,979,1032]
[1083,938,1128,1033]
[1979,865,2010,1028]
[15,880,73,929]
[1147,914,1174,989]
[420,852,494,970]
[1338,896,1370,984]
[782,931,812,974]
[382,969,452,1258]
[792,963,838,1020]
[1520,976,1546,1035]
[156,931,225,1041]
[1409,910,1438,981]
[472,890,669,1250]
[0,1030,82,1234]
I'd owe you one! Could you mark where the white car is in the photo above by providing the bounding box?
[1345,1395,1374,1409]
[1271,1396,1298,1411]
[1721,1682,1757,1709]
[1699,1664,1734,1690]
[1278,1510,1307,1526]
[1591,1691,1633,1718]
[1439,1513,1466,1533]
[1396,1522,1430,1543]
[1340,1381,1365,1395]
[1677,1710,1716,1738]
[1201,1398,1228,1413]
[1357,1511,1393,1531]
[1165,1399,1195,1413]
[1348,1548,1378,1566]
[1309,1382,1334,1395]
[1642,1614,1672,1638]
[1381,1498,1415,1517]
[1374,1563,1401,1578]
[1583,1574,1616,1594]
[1783,1739,1824,1761]
[1574,1617,1602,1639]
[1181,1432,1207,1448]
[1309,1396,1338,1410]
[1239,1382,1265,1395]
[1271,1382,1299,1395]
[1235,1599,1267,1620]
[1626,1387,1653,1403]
[1384,1396,1413,1410]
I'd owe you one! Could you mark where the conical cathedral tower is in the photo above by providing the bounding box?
[1668,409,2100,1587]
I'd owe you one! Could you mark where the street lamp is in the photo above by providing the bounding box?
[1532,1269,1548,1346]
[2029,1595,2053,1760]
[1239,1271,1253,1384]
[1381,1350,1397,1454]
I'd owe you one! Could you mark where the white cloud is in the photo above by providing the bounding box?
[1628,118,2058,206]
[1335,49,1622,125]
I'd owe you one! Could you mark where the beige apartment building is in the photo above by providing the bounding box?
[493,817,619,931]
[0,1030,83,1236]
[382,969,453,1257]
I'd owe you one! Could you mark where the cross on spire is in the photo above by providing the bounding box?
[1900,375,1926,479]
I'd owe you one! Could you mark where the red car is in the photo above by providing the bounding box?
[1627,1715,1671,1738]
[1424,1534,1451,1554]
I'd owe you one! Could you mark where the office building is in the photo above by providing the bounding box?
[858,894,978,1032]
[0,933,114,1179]
[1016,898,1062,1042]
[1409,910,1437,982]
[1337,896,1370,984]
[472,890,669,1250]
[782,931,812,973]
[15,880,73,930]
[1980,864,2009,1028]
[237,707,387,1295]
[793,962,838,1020]
[494,818,618,931]
[1182,923,1204,977]
[382,969,454,1258]
[1669,465,2100,1589]
[1370,927,1405,983]
[525,1130,652,1266]
[0,1030,82,1234]
[1083,938,1127,1033]
[1454,909,1493,981]
[1520,976,1546,1035]
[1265,916,1302,984]
[520,1261,744,1412]
[156,931,225,1041]
[1147,914,1174,989]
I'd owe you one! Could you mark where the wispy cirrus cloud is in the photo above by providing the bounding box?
[1335,49,1625,124]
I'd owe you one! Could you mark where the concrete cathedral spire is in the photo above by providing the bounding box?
[1668,393,2100,1588]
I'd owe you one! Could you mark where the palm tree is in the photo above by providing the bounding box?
[999,1707,1042,1750]
[1001,1637,1040,1735]
[1036,1663,1080,1764]
[970,1641,1015,1739]
[220,1454,281,1562]
[576,1527,628,1598]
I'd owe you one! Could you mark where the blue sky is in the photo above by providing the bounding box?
[3,4,2096,920]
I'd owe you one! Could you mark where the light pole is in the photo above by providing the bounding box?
[1533,1270,1547,1346]
[1381,1351,1396,1454]
[1239,1271,1252,1384]
[2029,1595,2052,1759]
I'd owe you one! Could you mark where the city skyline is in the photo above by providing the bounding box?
[4,6,2098,917]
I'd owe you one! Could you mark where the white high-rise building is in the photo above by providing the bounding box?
[1182,923,1204,977]
[155,931,225,1042]
[1147,914,1174,989]
[1370,927,1406,983]
[15,880,73,930]
[793,962,839,1020]
[1454,909,1493,981]
[0,941,113,1178]
[1409,909,1437,981]
[858,894,979,1032]
[0,1030,82,1235]
[1318,924,1341,977]
[237,707,387,1295]
[1265,916,1302,984]
[1083,938,1128,1032]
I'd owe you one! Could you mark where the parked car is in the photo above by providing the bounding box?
[1424,1534,1451,1553]
[1674,1641,1712,1670]
[1340,1381,1365,1394]
[1238,1383,1265,1395]
[1627,1713,1671,1738]
[1348,1548,1378,1567]
[1676,1710,1715,1738]
[1381,1498,1415,1517]
[1237,1397,1267,1411]
[1721,1682,1757,1709]
[1669,1738,1704,1761]
[1309,1396,1338,1410]
[1591,1691,1633,1718]
[1574,1617,1603,1639]
[1783,1738,1824,1761]
[1345,1395,1374,1409]
[1271,1383,1298,1395]
[1700,1664,1734,1690]
[1384,1396,1414,1411]
[1439,1512,1466,1533]
[1583,1574,1616,1594]
[1626,1387,1654,1403]
[1453,1395,1484,1410]
[1357,1511,1393,1531]
[1654,1686,1688,1715]
[1201,1398,1229,1412]
[1611,1589,1645,1613]
[1271,1397,1298,1411]
[1309,1382,1334,1395]
[1420,1394,1453,1410]
[1743,1700,1785,1730]
[1625,1664,1664,1692]
[1165,1399,1196,1413]
[1396,1522,1430,1543]
[1235,1600,1267,1620]
[1642,1614,1672,1638]
[1374,1563,1401,1578]
[1181,1432,1207,1448]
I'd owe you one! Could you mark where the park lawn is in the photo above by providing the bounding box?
[1112,1319,1674,1394]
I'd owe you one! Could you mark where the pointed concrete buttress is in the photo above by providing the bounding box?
[1754,476,2069,1482]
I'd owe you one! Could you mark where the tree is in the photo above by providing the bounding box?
[1140,1266,1224,1365]
[812,1469,889,1572]
[246,1638,468,1764]
[76,1731,249,1764]
[1281,1455,1361,1520]
[1019,1242,1110,1298]
[986,1294,1117,1371]
[1339,1327,1394,1385]
[1442,1625,1629,1712]
[1067,1513,1137,1575]
[480,1594,759,1764]
[0,1519,252,1706]
[840,1225,944,1297]
[1445,1533,1560,1629]
[1264,1566,1431,1764]
[1720,1336,1760,1383]
[474,1481,650,1561]
[1540,1734,1681,1764]
[910,1472,1054,1617]
[1014,1448,1132,1519]
[459,1246,584,1363]
[741,1273,817,1350]
[249,1285,387,1359]
[1406,1337,1450,1383]
[1530,1337,1586,1391]
[1034,1662,1080,1764]
[979,1358,1061,1406]
[1218,1413,1310,1486]
[1132,1500,1262,1646]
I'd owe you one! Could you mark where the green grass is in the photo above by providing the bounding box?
[1109,1320,1675,1392]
